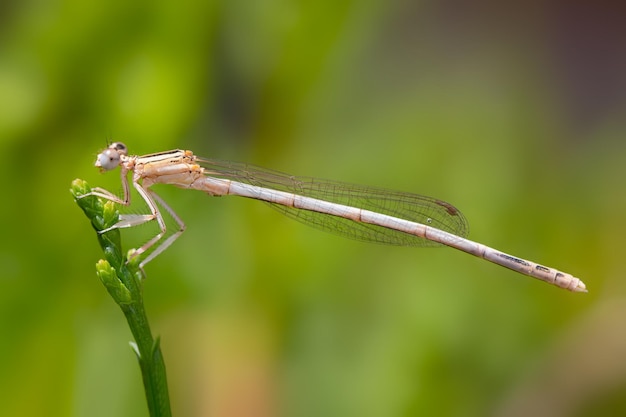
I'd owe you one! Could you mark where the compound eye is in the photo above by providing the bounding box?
[111,142,128,156]
[95,148,121,171]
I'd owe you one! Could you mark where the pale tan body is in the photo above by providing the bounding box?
[84,143,586,293]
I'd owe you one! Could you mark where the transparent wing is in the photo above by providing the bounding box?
[197,158,469,247]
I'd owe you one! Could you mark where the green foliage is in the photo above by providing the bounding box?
[71,179,171,417]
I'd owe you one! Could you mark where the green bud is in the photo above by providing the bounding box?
[96,259,132,305]
[102,201,119,229]
[126,249,145,281]
[70,178,90,197]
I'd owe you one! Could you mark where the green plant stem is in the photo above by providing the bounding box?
[71,179,172,417]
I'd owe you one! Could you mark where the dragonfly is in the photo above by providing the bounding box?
[80,142,587,293]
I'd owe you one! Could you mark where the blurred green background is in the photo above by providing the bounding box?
[1,1,625,416]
